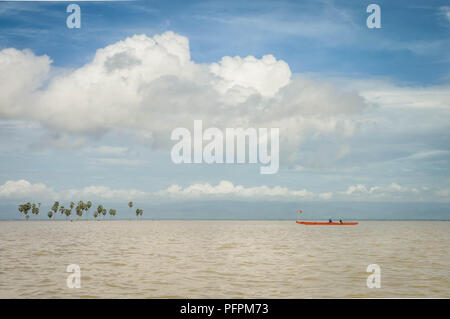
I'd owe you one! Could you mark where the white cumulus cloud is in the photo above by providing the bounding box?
[0,179,148,202]
[0,179,55,199]
[0,31,366,163]
[155,180,330,201]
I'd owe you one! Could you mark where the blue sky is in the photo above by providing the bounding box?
[0,0,449,219]
[1,0,449,83]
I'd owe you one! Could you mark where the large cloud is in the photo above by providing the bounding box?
[0,31,366,162]
[0,179,148,202]
[0,179,54,200]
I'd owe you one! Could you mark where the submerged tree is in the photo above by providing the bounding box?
[135,208,143,219]
[93,210,99,220]
[85,201,92,220]
[59,205,65,216]
[31,203,40,216]
[18,202,32,220]
[128,201,133,216]
[109,209,117,219]
[51,201,59,217]
[65,208,71,220]
[75,201,84,220]
[76,206,83,219]
[97,205,103,219]
[47,211,53,219]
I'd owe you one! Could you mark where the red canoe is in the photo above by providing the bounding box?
[296,221,359,225]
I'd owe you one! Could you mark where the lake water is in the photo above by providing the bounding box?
[0,220,448,298]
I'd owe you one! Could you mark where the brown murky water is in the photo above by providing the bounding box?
[0,220,448,298]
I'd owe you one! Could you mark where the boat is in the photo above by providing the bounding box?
[296,210,358,225]
[296,221,358,225]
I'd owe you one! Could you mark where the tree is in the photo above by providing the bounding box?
[97,205,103,219]
[85,201,92,220]
[128,201,133,216]
[102,208,107,218]
[18,205,23,217]
[109,209,117,219]
[48,211,53,219]
[136,208,143,219]
[18,202,32,220]
[59,205,65,216]
[65,208,71,220]
[93,211,99,220]
[31,203,39,216]
[75,201,84,219]
[76,206,83,219]
[52,201,59,217]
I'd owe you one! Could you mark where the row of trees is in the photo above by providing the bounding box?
[18,201,144,220]
[18,202,41,221]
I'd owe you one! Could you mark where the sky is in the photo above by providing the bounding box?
[0,0,449,219]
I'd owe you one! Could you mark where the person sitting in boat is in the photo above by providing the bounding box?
[339,219,343,224]
[329,218,332,223]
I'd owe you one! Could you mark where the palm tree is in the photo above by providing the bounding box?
[102,208,107,219]
[136,208,143,219]
[18,205,23,218]
[109,209,117,219]
[31,203,39,216]
[52,201,59,218]
[18,202,32,220]
[48,211,53,219]
[76,206,83,219]
[65,208,71,220]
[128,201,133,216]
[85,201,92,220]
[96,205,103,220]
[59,205,65,216]
[93,211,99,220]
[75,201,84,220]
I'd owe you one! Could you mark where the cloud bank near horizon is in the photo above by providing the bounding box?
[1,179,448,203]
